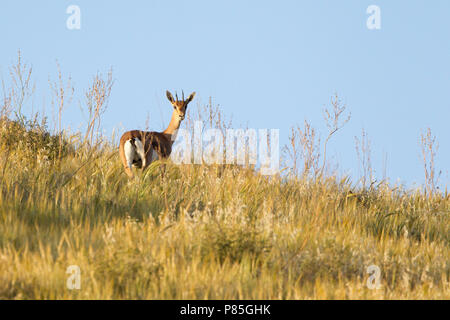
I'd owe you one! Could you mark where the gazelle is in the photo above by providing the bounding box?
[119,90,195,178]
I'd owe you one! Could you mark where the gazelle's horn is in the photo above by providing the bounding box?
[182,90,184,101]
[175,92,179,102]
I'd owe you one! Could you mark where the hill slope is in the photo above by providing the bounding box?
[0,129,448,299]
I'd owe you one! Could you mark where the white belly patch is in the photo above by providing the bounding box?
[124,138,145,169]
[124,138,158,169]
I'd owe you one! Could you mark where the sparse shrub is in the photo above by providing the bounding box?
[420,128,440,195]
[95,244,162,296]
[285,236,366,283]
[202,224,270,264]
[0,116,72,163]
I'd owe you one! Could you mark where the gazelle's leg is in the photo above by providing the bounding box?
[153,151,166,178]
[142,148,155,170]
[124,166,134,179]
[134,138,146,169]
[123,140,135,178]
[160,162,166,179]
[120,140,134,178]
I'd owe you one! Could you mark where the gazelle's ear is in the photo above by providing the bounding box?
[186,92,196,104]
[166,91,175,103]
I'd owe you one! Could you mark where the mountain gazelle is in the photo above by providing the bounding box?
[119,90,195,178]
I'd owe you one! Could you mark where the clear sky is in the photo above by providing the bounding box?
[0,0,448,188]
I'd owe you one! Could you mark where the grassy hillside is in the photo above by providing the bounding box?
[0,56,448,299]
[0,126,448,299]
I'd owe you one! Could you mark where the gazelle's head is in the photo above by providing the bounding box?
[166,90,196,121]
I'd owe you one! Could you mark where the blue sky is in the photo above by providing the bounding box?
[0,0,448,187]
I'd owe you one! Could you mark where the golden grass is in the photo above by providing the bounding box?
[0,139,448,299]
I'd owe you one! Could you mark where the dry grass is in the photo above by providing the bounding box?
[0,54,448,299]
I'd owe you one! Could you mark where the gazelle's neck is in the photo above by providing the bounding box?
[162,111,183,143]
